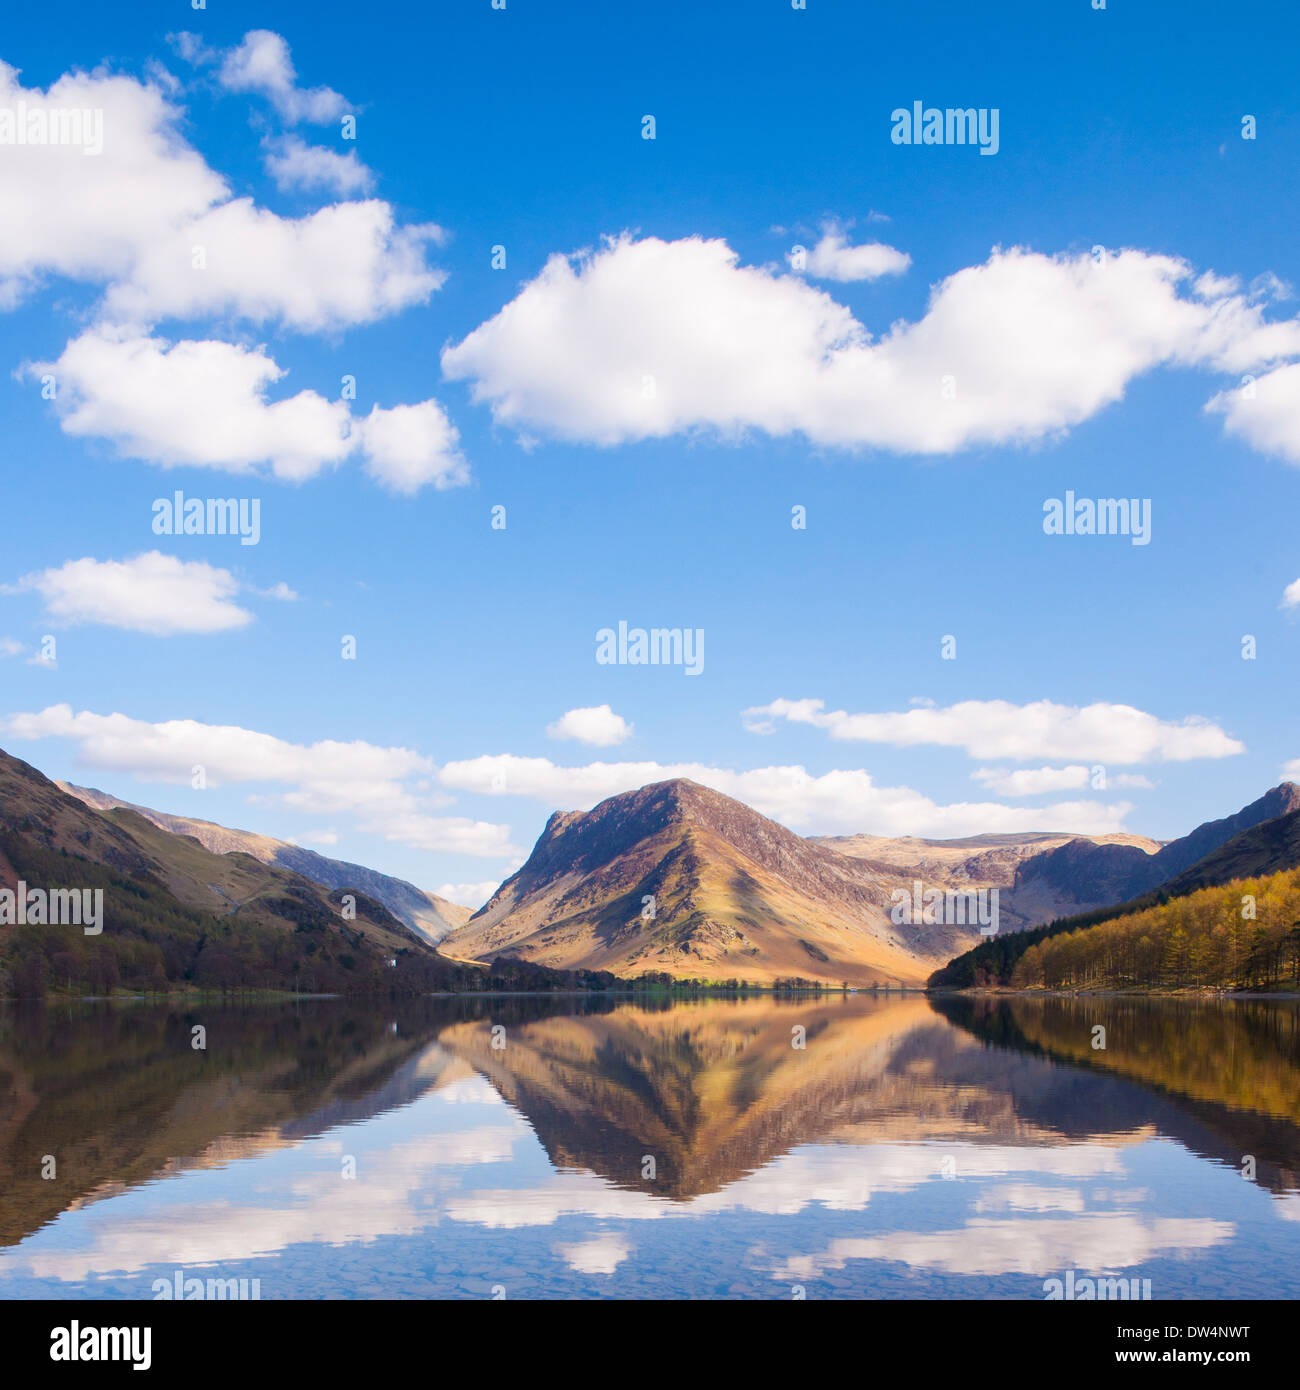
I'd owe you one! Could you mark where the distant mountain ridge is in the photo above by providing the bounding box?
[448,778,1300,987]
[1159,804,1300,896]
[57,783,471,943]
[812,827,1164,933]
[824,783,1300,933]
[932,788,1300,989]
[1005,781,1300,910]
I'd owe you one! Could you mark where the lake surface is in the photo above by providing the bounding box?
[1,992,1298,1299]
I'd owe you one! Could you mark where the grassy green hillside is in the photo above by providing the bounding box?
[0,824,465,996]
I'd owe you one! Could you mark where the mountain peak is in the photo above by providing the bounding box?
[445,777,969,986]
[593,777,727,815]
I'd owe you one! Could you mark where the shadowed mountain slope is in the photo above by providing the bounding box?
[58,782,470,943]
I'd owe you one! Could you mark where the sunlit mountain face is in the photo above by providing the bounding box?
[1,994,1298,1299]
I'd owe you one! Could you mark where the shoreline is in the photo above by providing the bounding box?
[932,986,1300,1000]
[7,985,1297,1004]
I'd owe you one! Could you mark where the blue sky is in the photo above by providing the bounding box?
[2,1,1299,906]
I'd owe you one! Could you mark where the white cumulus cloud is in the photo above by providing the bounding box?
[435,882,500,909]
[8,553,254,635]
[794,228,911,282]
[0,57,441,329]
[0,705,519,858]
[263,134,375,197]
[215,30,350,125]
[1,45,465,498]
[742,697,1244,764]
[30,327,352,480]
[1206,361,1300,465]
[436,754,1135,838]
[546,705,634,747]
[28,327,468,490]
[972,765,1155,796]
[104,197,443,332]
[355,400,469,494]
[443,233,1300,455]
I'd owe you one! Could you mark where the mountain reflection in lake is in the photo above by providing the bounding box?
[1,993,1298,1299]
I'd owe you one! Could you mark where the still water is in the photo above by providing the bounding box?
[1,993,1298,1299]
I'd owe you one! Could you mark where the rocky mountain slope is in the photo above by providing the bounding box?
[1000,782,1300,919]
[819,783,1300,933]
[444,779,983,985]
[812,828,1162,932]
[1157,804,1300,897]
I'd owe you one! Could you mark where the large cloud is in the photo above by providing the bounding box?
[0,60,222,306]
[1207,361,1300,466]
[0,705,518,857]
[3,44,462,491]
[9,553,257,635]
[742,697,1244,764]
[31,328,351,479]
[436,754,1135,838]
[0,56,441,328]
[442,234,1300,454]
[214,30,350,125]
[30,326,466,490]
[103,197,442,332]
[354,400,469,494]
[0,696,1149,842]
[971,765,1154,797]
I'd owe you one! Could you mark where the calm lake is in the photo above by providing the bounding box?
[1,993,1298,1300]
